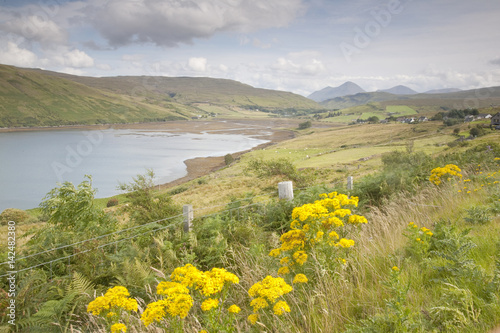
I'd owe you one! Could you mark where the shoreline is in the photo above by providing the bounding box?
[2,119,301,204]
[154,120,298,190]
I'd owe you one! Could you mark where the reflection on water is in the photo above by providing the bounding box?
[0,129,268,211]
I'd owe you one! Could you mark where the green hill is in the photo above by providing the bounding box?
[0,64,322,128]
[321,87,500,111]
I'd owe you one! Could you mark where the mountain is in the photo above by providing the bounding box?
[321,86,500,110]
[307,81,365,102]
[379,85,418,95]
[321,92,401,109]
[0,64,322,128]
[424,88,462,94]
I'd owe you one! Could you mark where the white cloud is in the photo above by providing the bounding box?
[252,38,271,49]
[87,0,305,47]
[1,14,67,49]
[0,41,38,67]
[64,49,95,68]
[188,57,208,72]
[271,52,325,76]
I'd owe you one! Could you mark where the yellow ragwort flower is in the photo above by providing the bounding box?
[110,323,127,333]
[228,304,241,314]
[273,300,291,316]
[201,298,219,312]
[293,274,308,284]
[248,314,259,325]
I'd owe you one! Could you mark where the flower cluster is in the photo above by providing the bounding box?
[140,264,240,332]
[429,164,462,185]
[247,276,293,324]
[458,160,500,194]
[269,192,367,279]
[141,281,194,327]
[87,286,138,332]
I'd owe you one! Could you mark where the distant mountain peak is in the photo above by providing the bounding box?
[308,81,365,102]
[378,85,418,95]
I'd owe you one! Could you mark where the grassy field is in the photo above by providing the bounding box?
[165,121,472,210]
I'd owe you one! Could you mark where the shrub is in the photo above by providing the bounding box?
[0,208,31,225]
[298,120,312,130]
[224,153,234,165]
[106,198,119,207]
[245,157,311,186]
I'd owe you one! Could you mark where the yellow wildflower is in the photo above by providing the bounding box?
[292,251,308,265]
[201,298,219,312]
[273,300,291,316]
[293,274,308,284]
[336,238,355,248]
[228,304,241,314]
[278,266,290,275]
[248,314,259,325]
[111,323,127,333]
[250,297,269,312]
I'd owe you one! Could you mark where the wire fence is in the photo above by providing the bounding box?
[0,189,281,279]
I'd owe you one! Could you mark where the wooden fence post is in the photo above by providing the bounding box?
[183,204,193,233]
[347,176,354,191]
[278,181,294,201]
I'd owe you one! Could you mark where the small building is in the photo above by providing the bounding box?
[491,112,500,126]
[418,116,428,122]
[464,115,475,122]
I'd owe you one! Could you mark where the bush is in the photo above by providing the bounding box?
[0,208,31,225]
[106,198,119,207]
[245,157,312,186]
[298,120,312,130]
[224,153,234,165]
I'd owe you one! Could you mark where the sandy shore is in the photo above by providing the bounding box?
[152,119,299,189]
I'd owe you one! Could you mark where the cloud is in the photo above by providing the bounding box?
[188,57,208,72]
[252,38,271,49]
[271,52,326,76]
[86,0,305,47]
[490,57,500,66]
[0,13,67,49]
[0,41,38,67]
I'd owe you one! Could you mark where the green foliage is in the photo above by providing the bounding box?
[224,153,235,165]
[118,170,180,224]
[463,205,491,225]
[245,157,312,186]
[346,268,425,333]
[106,198,119,207]
[39,175,115,233]
[298,120,312,130]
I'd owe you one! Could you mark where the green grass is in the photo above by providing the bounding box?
[386,105,418,116]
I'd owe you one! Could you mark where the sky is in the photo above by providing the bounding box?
[1,0,500,97]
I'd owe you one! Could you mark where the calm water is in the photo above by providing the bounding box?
[0,128,268,211]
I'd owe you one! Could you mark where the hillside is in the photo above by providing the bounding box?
[321,86,500,110]
[379,85,418,95]
[0,64,322,128]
